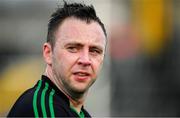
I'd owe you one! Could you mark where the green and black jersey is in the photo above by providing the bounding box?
[8,75,91,118]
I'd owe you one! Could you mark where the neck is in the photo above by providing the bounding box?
[44,66,87,113]
[68,95,85,113]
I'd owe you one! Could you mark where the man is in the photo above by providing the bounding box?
[8,1,107,117]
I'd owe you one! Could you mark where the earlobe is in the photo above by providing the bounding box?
[43,43,52,65]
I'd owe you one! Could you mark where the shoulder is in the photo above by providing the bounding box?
[7,87,35,117]
[8,79,76,117]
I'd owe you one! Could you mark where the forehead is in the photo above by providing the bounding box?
[54,17,106,46]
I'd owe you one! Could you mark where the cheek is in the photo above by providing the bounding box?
[92,57,104,73]
[57,52,79,70]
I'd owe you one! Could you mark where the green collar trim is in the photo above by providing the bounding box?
[70,105,85,118]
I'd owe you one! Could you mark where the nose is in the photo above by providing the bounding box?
[77,50,91,66]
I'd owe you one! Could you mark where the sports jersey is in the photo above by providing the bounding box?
[7,75,91,117]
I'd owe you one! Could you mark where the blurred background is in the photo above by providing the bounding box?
[0,0,180,117]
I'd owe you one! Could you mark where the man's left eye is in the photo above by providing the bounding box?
[90,49,102,55]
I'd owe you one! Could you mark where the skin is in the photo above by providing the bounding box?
[43,17,106,113]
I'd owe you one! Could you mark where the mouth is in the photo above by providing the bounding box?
[73,71,90,77]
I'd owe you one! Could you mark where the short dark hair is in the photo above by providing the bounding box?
[47,1,107,48]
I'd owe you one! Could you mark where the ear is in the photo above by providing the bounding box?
[43,43,53,65]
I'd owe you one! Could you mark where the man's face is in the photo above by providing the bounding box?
[50,18,106,94]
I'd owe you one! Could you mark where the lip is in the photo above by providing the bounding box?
[73,71,91,76]
[72,71,91,81]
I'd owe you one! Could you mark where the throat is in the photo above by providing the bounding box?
[70,99,83,113]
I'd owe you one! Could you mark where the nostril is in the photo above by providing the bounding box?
[77,51,91,66]
[77,58,91,66]
[78,61,91,66]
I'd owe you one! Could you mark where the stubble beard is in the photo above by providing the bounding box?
[60,74,96,100]
[51,56,96,100]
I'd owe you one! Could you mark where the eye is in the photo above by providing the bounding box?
[67,46,78,53]
[90,48,102,55]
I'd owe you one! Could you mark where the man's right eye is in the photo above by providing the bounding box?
[67,47,78,53]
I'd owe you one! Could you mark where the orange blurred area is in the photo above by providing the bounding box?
[131,0,173,57]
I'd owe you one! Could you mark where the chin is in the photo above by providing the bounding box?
[71,86,89,94]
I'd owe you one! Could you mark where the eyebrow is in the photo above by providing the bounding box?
[64,42,83,47]
[64,42,104,51]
